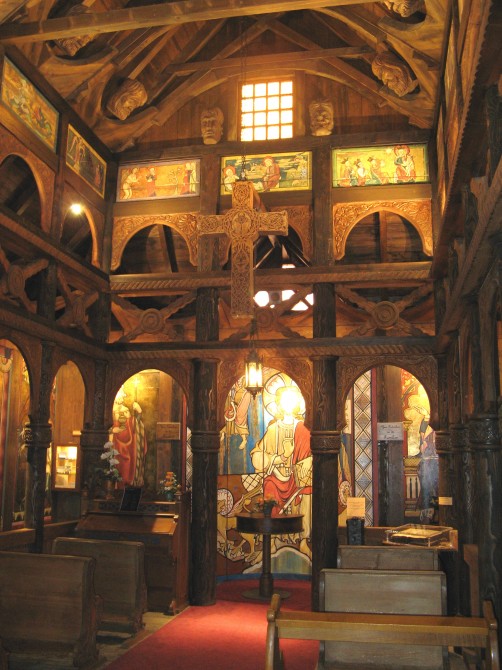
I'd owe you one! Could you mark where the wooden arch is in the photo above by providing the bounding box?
[337,354,438,430]
[217,356,313,430]
[0,126,55,235]
[332,199,433,260]
[111,213,199,271]
[106,361,191,426]
[62,202,101,268]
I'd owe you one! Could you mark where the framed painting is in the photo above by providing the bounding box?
[116,159,200,202]
[0,57,59,152]
[220,151,311,195]
[332,144,429,188]
[66,125,107,197]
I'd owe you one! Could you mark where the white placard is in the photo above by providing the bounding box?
[377,422,403,441]
[347,497,366,518]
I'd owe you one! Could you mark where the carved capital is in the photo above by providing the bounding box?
[80,427,110,451]
[191,430,221,454]
[449,423,469,451]
[24,421,52,448]
[310,430,341,455]
[468,415,501,450]
[434,430,451,455]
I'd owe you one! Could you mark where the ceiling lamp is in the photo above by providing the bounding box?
[244,317,263,397]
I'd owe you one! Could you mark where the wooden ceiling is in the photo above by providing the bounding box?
[0,0,447,152]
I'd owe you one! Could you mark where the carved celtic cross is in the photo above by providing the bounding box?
[196,180,288,318]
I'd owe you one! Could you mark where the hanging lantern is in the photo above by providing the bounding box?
[244,317,263,396]
[245,348,263,397]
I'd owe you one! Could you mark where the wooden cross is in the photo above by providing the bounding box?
[196,180,288,318]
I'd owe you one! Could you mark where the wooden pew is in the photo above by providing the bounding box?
[320,568,447,668]
[337,544,440,571]
[265,594,500,670]
[0,551,100,668]
[53,536,147,633]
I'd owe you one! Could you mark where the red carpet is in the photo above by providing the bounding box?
[105,580,318,670]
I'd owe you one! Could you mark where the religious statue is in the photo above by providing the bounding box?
[383,0,425,17]
[200,107,224,144]
[106,79,148,121]
[111,386,147,487]
[371,51,418,97]
[308,98,334,136]
[54,4,95,57]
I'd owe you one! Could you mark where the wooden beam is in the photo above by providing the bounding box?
[0,0,378,44]
[161,46,372,75]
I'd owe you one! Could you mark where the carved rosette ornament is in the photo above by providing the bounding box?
[333,199,433,260]
[371,301,400,330]
[112,214,199,271]
[106,79,148,121]
[371,51,418,97]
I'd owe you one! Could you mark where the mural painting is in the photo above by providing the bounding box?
[218,369,312,577]
[221,152,311,194]
[117,159,200,202]
[332,144,429,188]
[1,57,59,151]
[402,370,438,523]
[66,125,107,197]
[110,371,185,498]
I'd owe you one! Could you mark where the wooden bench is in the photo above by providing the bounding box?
[337,545,440,571]
[320,568,447,668]
[265,594,500,670]
[53,536,147,633]
[0,551,100,668]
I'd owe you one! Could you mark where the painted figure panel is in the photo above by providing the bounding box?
[221,152,311,194]
[1,58,59,151]
[333,144,429,188]
[117,160,200,202]
[66,125,107,197]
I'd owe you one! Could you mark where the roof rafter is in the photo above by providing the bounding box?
[0,0,377,43]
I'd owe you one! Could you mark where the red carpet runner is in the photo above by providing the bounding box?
[105,580,318,670]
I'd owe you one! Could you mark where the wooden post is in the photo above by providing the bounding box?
[310,145,339,612]
[190,153,220,605]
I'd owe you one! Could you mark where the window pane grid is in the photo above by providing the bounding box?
[241,80,293,142]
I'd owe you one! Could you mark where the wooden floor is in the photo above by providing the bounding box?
[6,611,171,670]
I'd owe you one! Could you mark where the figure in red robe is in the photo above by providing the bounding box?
[112,387,147,487]
[250,386,312,517]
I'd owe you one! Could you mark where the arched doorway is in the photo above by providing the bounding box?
[217,367,312,580]
[109,369,188,499]
[341,365,438,528]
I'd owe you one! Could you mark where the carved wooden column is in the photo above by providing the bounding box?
[190,152,220,605]
[25,341,54,552]
[80,358,109,503]
[310,286,338,612]
[450,423,475,544]
[436,355,454,528]
[310,145,339,611]
[468,415,502,626]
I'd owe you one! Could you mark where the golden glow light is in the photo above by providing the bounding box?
[245,349,263,397]
[69,203,83,215]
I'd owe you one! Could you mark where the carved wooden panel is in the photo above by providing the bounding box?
[332,199,433,259]
[111,213,199,271]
